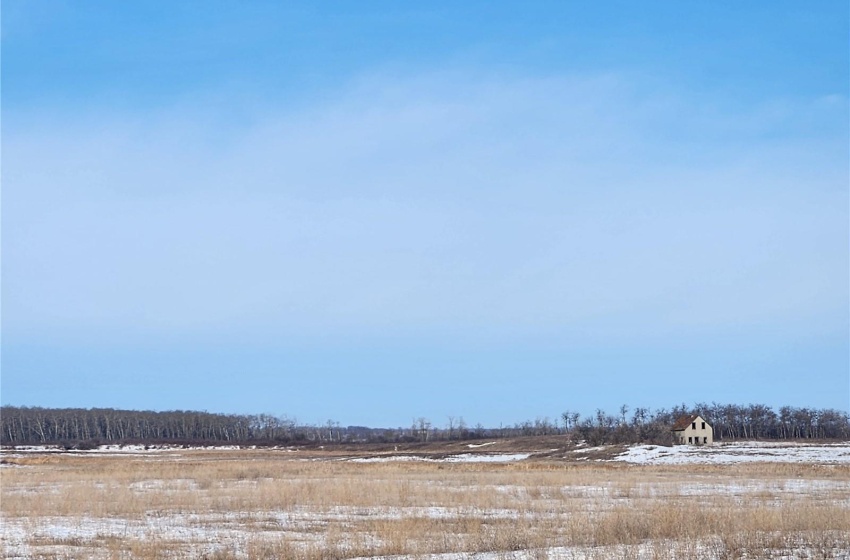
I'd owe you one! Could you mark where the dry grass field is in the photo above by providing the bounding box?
[2,443,849,559]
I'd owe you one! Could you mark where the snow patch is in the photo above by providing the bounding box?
[443,453,531,463]
[350,453,531,463]
[615,442,850,465]
[350,455,429,463]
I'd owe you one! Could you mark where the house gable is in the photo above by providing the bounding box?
[671,414,713,445]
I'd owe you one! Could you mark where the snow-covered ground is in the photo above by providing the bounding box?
[349,453,531,463]
[4,513,846,560]
[4,444,849,560]
[615,441,850,465]
[466,441,497,448]
[344,441,850,466]
[6,441,850,466]
[348,539,850,560]
[3,444,247,453]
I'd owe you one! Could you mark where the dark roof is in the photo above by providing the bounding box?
[671,414,701,431]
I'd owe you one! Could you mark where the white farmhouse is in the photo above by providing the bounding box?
[672,414,713,445]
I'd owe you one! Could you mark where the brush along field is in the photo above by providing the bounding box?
[2,442,850,559]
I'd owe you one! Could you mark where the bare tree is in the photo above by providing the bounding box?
[415,417,431,442]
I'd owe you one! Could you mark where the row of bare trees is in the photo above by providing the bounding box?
[0,407,294,445]
[692,402,850,441]
[1,403,848,446]
[558,403,850,446]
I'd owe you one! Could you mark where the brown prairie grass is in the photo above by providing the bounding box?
[2,450,849,559]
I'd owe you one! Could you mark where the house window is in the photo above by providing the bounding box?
[688,437,692,443]
[701,422,706,429]
[703,437,707,444]
[692,422,696,429]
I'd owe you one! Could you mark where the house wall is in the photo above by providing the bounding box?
[673,417,713,445]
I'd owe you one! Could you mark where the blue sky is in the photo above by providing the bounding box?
[2,2,848,427]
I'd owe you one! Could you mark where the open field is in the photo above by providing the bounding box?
[2,441,850,559]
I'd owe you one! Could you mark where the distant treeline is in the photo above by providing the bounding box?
[564,403,850,446]
[1,403,848,447]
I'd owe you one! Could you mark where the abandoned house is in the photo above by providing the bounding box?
[671,414,713,445]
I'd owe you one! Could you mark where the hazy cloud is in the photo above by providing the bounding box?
[4,71,847,344]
